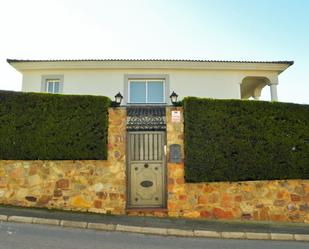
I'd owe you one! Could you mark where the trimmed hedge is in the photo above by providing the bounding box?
[184,97,309,182]
[0,91,111,160]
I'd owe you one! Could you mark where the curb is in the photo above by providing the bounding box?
[33,217,60,226]
[0,215,8,221]
[1,215,309,242]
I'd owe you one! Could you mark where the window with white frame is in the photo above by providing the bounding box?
[129,79,165,103]
[46,79,60,94]
[41,75,63,94]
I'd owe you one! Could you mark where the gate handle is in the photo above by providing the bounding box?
[164,145,167,156]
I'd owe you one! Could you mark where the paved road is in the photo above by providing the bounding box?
[0,222,308,249]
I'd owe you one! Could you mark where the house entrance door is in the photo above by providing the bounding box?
[127,131,166,208]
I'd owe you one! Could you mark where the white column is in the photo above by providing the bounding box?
[269,83,278,101]
[238,82,242,99]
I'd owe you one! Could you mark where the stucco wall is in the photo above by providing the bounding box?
[21,68,279,101]
[0,108,127,214]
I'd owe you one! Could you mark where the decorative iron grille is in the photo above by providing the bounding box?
[126,106,166,131]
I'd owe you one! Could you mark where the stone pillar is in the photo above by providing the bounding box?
[166,107,184,161]
[105,107,127,214]
[166,107,186,217]
[107,107,127,162]
[269,83,278,101]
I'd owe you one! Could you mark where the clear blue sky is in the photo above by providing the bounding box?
[0,0,308,103]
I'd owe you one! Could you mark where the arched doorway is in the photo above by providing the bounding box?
[240,76,275,100]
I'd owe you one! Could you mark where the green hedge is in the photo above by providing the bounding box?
[0,91,111,160]
[184,97,309,182]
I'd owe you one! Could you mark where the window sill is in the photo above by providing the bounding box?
[126,103,167,106]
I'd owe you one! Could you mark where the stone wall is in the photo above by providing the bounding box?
[166,107,309,223]
[0,107,127,214]
[1,106,309,223]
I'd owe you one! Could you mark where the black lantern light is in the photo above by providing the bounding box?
[112,92,123,107]
[169,91,178,106]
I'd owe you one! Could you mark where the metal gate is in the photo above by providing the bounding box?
[127,131,166,208]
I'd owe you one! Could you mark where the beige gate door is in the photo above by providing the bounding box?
[128,131,166,208]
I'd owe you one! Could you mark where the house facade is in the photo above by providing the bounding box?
[5,58,301,215]
[7,59,293,102]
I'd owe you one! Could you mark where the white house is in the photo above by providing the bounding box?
[7,59,293,104]
[5,58,295,209]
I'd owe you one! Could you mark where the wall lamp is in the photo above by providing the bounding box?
[112,92,123,107]
[169,91,179,106]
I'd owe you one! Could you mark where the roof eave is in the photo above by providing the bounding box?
[7,59,294,72]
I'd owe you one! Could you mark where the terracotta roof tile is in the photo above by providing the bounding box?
[7,58,294,65]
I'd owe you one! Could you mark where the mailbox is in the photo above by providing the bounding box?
[170,144,181,163]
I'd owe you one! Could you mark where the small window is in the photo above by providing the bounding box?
[129,80,164,104]
[41,75,63,94]
[46,79,60,94]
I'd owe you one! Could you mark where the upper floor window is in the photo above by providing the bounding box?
[46,79,60,94]
[41,75,64,94]
[129,79,165,104]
